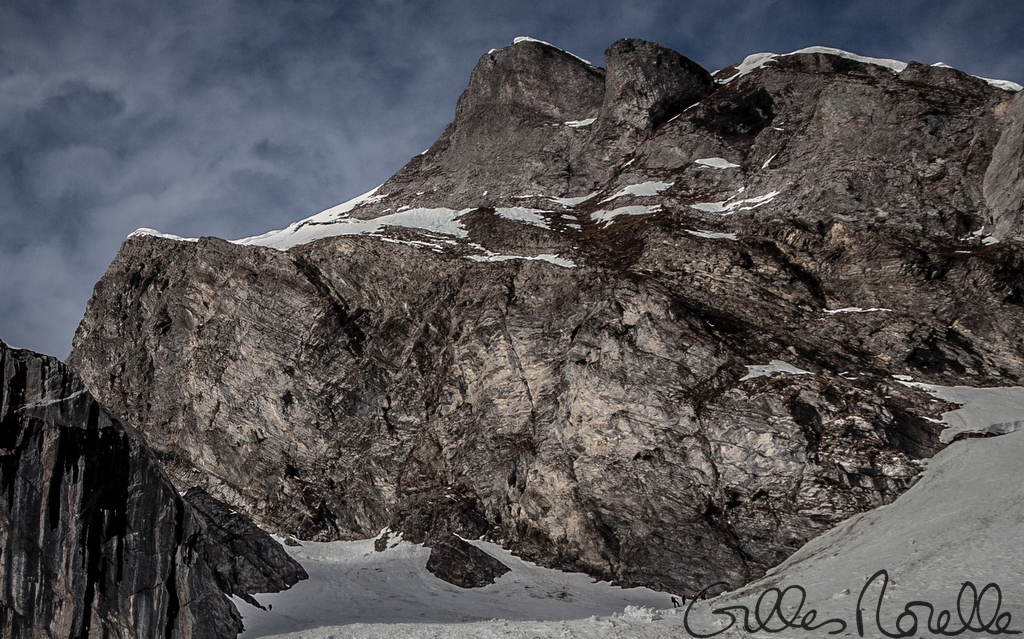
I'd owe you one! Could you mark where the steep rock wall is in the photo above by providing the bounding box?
[0,341,243,638]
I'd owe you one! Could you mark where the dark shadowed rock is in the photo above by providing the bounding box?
[184,487,308,605]
[424,534,511,588]
[0,340,242,639]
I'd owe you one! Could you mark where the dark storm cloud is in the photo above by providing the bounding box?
[1,0,1023,357]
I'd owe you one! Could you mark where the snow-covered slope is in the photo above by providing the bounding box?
[236,428,1024,638]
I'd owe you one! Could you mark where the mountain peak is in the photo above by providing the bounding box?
[602,38,715,131]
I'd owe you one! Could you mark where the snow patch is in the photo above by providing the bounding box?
[493,207,552,230]
[510,36,594,67]
[686,229,737,240]
[690,190,780,214]
[740,360,813,381]
[694,157,740,169]
[894,381,1024,442]
[978,77,1023,92]
[717,46,1021,92]
[547,192,597,207]
[235,207,474,251]
[127,228,198,243]
[565,117,596,127]
[716,51,779,82]
[823,307,893,314]
[603,181,673,202]
[590,205,661,225]
[467,252,576,268]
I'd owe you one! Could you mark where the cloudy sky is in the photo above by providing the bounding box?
[2,0,1023,358]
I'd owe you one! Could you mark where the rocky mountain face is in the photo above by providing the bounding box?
[68,39,1024,595]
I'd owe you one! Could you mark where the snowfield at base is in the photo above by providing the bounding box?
[234,427,1024,638]
[235,536,668,638]
[700,427,1024,638]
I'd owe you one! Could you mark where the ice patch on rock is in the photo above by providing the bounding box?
[741,360,813,381]
[590,205,661,225]
[823,307,892,314]
[690,190,780,214]
[694,157,740,169]
[686,229,737,240]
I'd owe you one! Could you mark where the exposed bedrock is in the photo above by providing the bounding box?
[0,341,242,638]
[601,38,715,132]
[184,487,308,607]
[985,89,1024,239]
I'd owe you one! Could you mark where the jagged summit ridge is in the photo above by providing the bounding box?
[133,38,1024,256]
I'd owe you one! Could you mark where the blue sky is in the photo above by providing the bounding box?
[2,0,1023,358]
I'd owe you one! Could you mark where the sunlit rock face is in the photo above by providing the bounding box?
[68,39,1024,594]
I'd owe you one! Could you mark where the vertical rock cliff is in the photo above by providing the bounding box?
[0,340,243,638]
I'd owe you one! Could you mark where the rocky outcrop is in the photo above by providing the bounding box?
[601,38,715,132]
[184,487,308,606]
[67,40,1024,595]
[386,38,608,202]
[0,340,242,638]
[424,535,510,589]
